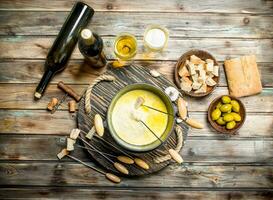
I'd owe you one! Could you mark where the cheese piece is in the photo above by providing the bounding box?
[57,148,69,160]
[213,65,219,77]
[70,129,81,140]
[190,55,205,65]
[194,83,207,93]
[206,77,217,86]
[179,65,190,77]
[192,81,202,90]
[187,62,196,75]
[67,138,76,151]
[180,81,192,92]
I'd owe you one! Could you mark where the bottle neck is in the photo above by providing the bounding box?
[81,29,96,46]
[34,69,55,99]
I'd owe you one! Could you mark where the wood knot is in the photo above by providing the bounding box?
[4,165,18,176]
[225,41,231,47]
[243,17,250,25]
[179,4,184,10]
[106,3,113,10]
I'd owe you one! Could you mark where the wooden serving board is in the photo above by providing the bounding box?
[77,64,189,176]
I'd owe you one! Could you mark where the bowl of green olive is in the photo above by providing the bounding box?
[208,95,246,134]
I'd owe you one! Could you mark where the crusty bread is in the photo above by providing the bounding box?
[224,55,262,97]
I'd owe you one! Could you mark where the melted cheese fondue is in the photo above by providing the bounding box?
[111,89,168,146]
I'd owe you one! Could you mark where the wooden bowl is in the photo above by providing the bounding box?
[174,49,220,97]
[208,95,246,134]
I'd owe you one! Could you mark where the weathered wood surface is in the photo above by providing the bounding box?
[0,60,272,87]
[0,163,272,188]
[0,0,273,14]
[1,188,273,200]
[0,0,272,198]
[1,12,273,38]
[1,110,273,138]
[1,135,273,163]
[0,84,272,112]
[1,37,273,62]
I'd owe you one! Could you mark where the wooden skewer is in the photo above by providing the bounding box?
[79,136,129,175]
[66,154,121,183]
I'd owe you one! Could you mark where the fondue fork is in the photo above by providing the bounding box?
[76,144,116,158]
[135,96,170,115]
[66,154,121,183]
[79,136,129,175]
[132,111,183,164]
[80,129,149,169]
[135,97,203,129]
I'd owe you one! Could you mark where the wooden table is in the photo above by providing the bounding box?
[0,0,272,199]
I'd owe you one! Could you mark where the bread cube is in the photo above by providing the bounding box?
[213,65,219,77]
[187,62,196,75]
[206,77,217,86]
[180,81,192,92]
[190,55,205,65]
[195,83,207,93]
[192,81,202,90]
[179,65,190,77]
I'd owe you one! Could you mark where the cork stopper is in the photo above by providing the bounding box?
[81,29,95,45]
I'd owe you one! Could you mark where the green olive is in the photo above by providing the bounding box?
[223,113,234,122]
[230,112,241,122]
[231,100,240,112]
[220,104,232,113]
[216,117,226,125]
[226,121,236,129]
[211,108,221,121]
[221,96,231,104]
[216,102,222,109]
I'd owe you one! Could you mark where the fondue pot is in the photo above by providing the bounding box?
[107,83,176,152]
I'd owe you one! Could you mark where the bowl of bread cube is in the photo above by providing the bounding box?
[174,49,220,97]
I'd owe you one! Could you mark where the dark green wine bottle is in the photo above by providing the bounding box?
[34,2,94,99]
[78,29,107,68]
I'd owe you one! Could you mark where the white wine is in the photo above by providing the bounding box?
[78,29,106,68]
[114,33,137,60]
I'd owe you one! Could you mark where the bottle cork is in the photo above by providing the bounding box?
[68,100,76,113]
[47,98,58,111]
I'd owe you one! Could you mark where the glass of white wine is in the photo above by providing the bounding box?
[113,33,137,67]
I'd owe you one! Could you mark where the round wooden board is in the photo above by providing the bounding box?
[77,64,189,176]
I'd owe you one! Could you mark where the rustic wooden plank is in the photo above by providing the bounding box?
[0,135,272,163]
[0,85,272,112]
[1,12,273,38]
[1,188,273,200]
[1,110,272,138]
[0,0,272,14]
[0,37,272,62]
[0,162,272,188]
[0,60,272,87]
